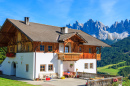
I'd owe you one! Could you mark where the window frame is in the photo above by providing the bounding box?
[89,48,92,53]
[85,63,88,69]
[48,45,53,52]
[79,47,82,52]
[40,45,45,51]
[26,64,29,72]
[10,46,13,52]
[65,46,69,53]
[40,64,46,72]
[90,63,93,69]
[48,64,53,71]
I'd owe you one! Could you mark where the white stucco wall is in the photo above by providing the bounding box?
[1,53,35,80]
[35,53,58,78]
[16,53,35,80]
[59,43,64,53]
[63,61,75,72]
[75,59,97,73]
[58,60,63,78]
[1,57,13,75]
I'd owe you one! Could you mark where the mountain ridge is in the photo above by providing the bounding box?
[66,19,130,44]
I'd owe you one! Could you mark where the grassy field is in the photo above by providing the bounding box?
[0,77,36,86]
[122,80,130,86]
[97,61,130,75]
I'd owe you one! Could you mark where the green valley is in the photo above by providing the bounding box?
[97,61,130,76]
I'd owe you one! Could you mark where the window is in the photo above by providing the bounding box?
[26,64,29,72]
[10,46,13,52]
[85,63,88,69]
[65,46,69,53]
[90,63,93,69]
[26,44,29,52]
[48,64,53,71]
[28,45,29,51]
[40,45,44,51]
[48,46,52,51]
[79,47,82,52]
[89,48,91,53]
[40,65,45,71]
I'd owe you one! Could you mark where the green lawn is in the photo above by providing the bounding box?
[122,80,130,86]
[0,77,37,86]
[97,61,130,75]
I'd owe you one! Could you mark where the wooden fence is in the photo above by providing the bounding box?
[78,72,123,86]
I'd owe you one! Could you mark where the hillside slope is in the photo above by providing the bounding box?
[97,36,130,67]
[97,61,127,75]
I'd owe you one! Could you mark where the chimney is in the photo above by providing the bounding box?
[61,27,68,33]
[24,17,29,25]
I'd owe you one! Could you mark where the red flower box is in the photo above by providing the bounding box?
[6,52,16,57]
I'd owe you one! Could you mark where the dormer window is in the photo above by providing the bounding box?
[40,45,44,51]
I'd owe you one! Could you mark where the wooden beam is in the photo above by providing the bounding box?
[64,43,65,53]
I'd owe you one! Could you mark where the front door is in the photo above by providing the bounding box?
[65,46,69,53]
[11,62,16,76]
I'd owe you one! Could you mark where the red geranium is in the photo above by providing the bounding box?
[6,52,16,57]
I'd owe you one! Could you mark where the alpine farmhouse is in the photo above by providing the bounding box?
[0,17,110,80]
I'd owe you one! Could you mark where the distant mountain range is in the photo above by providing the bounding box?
[66,19,130,44]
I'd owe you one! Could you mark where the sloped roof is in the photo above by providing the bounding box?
[5,18,110,47]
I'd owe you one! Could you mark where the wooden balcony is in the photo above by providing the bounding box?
[80,53,101,60]
[57,53,101,61]
[57,53,81,61]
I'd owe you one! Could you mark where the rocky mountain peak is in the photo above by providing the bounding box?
[66,19,130,43]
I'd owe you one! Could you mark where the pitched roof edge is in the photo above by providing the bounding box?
[79,30,111,47]
[7,18,33,42]
[76,32,88,43]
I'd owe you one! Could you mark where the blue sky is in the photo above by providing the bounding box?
[0,0,130,27]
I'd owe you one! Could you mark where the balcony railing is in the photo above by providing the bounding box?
[57,53,101,61]
[97,54,101,60]
[80,53,101,60]
[57,53,81,61]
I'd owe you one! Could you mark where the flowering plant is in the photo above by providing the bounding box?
[113,78,118,82]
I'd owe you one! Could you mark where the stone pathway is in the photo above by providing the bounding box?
[0,74,86,86]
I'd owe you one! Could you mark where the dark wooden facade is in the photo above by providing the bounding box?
[0,20,101,60]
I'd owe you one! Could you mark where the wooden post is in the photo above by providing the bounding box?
[64,43,65,53]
